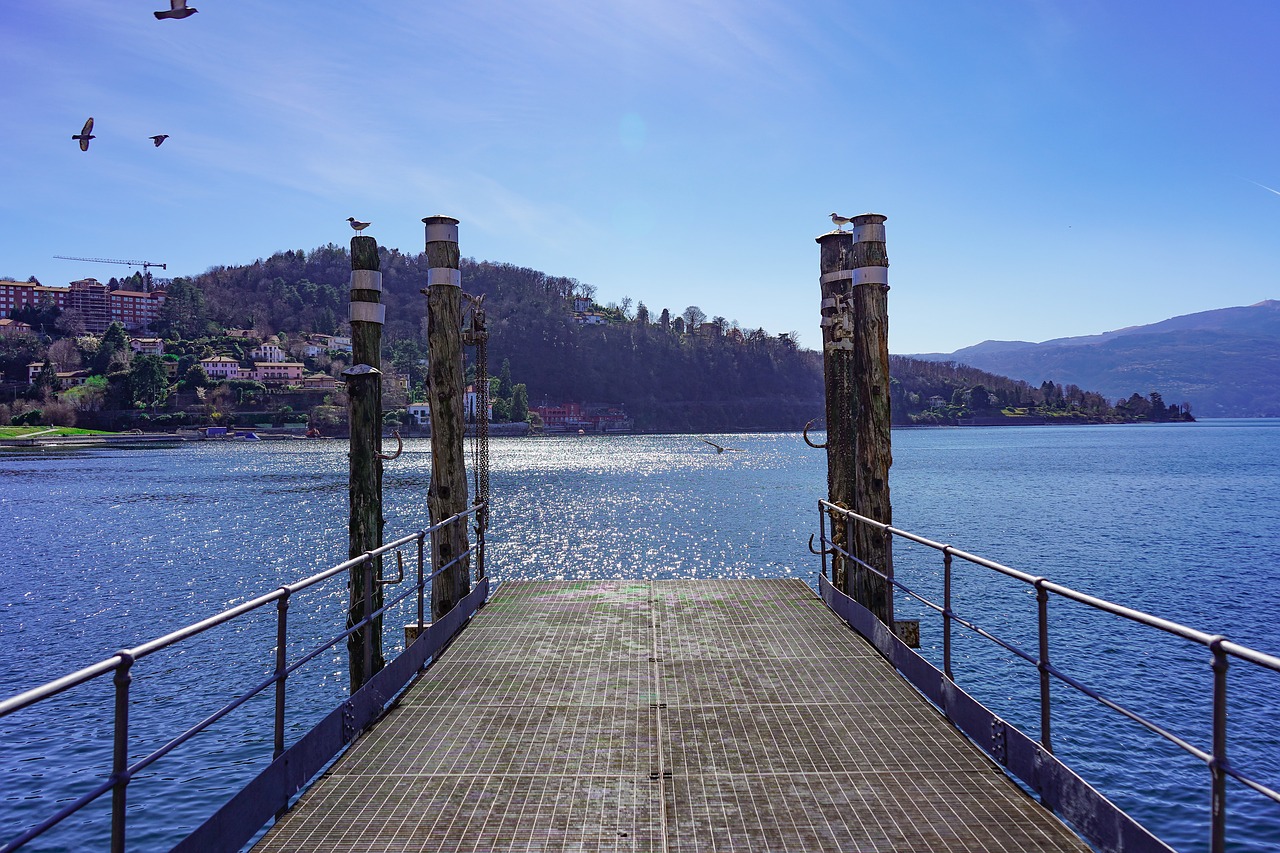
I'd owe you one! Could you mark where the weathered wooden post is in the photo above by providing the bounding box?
[815,228,857,594]
[849,214,894,628]
[816,214,893,627]
[423,215,471,619]
[345,234,386,691]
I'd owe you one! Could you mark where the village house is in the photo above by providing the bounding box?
[200,355,247,381]
[250,340,285,362]
[130,337,165,356]
[406,403,431,427]
[251,362,305,385]
[0,318,33,336]
[302,373,338,391]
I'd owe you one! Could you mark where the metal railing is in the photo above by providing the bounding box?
[818,499,1280,853]
[0,504,488,853]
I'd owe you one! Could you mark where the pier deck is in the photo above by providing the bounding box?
[256,579,1088,851]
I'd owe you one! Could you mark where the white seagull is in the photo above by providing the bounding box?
[830,212,853,232]
[347,217,372,234]
[73,117,95,151]
[155,1,198,19]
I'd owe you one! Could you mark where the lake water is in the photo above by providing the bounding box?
[2,421,1278,851]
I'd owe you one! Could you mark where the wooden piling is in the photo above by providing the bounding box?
[815,230,857,593]
[345,235,386,691]
[816,215,893,627]
[423,215,471,620]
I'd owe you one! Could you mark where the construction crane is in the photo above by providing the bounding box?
[54,255,167,272]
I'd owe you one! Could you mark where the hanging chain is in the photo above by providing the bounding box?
[462,294,490,527]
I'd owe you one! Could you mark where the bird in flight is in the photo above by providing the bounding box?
[155,1,198,19]
[348,217,372,234]
[150,134,169,147]
[701,438,743,453]
[830,212,853,232]
[73,117,95,151]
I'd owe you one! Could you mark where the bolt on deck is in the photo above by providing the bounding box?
[256,579,1089,852]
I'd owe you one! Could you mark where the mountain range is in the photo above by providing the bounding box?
[908,300,1280,417]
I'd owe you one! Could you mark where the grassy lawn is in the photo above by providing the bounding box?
[0,426,114,438]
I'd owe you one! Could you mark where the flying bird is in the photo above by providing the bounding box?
[155,1,198,19]
[73,117,95,151]
[830,212,853,232]
[347,217,371,234]
[150,135,169,147]
[701,438,743,453]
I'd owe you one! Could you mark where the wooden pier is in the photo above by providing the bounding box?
[256,579,1089,851]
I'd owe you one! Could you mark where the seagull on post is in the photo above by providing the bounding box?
[347,217,372,234]
[155,1,198,19]
[150,135,169,147]
[830,212,854,232]
[73,117,95,151]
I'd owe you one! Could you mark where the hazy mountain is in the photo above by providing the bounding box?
[907,301,1280,417]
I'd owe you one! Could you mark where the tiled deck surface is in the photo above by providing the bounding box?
[256,579,1089,852]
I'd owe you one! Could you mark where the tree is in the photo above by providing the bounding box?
[682,306,706,328]
[511,383,529,423]
[129,354,169,411]
[156,278,211,339]
[91,322,130,375]
[635,302,651,325]
[63,376,107,413]
[658,308,671,329]
[498,358,513,400]
[32,360,58,401]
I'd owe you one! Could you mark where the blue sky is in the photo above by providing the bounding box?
[2,0,1277,353]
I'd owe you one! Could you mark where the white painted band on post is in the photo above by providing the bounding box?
[819,270,855,285]
[825,340,854,352]
[852,223,887,243]
[425,222,459,243]
[348,302,386,324]
[427,268,462,286]
[820,297,839,309]
[852,266,889,285]
[350,270,383,292]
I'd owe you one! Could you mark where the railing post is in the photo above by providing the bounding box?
[942,549,953,680]
[819,502,829,581]
[1035,579,1053,753]
[273,592,290,759]
[417,533,426,631]
[1210,637,1229,853]
[110,651,134,853]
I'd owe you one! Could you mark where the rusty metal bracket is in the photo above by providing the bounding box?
[808,534,836,557]
[376,430,403,461]
[802,419,827,449]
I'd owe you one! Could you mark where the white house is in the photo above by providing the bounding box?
[407,403,431,427]
[250,341,285,362]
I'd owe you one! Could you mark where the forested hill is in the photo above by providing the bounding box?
[176,245,823,431]
[169,245,1185,430]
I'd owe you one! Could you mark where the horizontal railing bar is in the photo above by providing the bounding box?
[1045,660,1211,762]
[0,657,121,718]
[1226,765,1280,805]
[0,773,120,853]
[823,501,1236,650]
[129,670,279,777]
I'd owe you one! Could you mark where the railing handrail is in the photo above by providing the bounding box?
[0,507,480,720]
[819,499,1279,666]
[0,503,486,853]
[818,499,1280,853]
